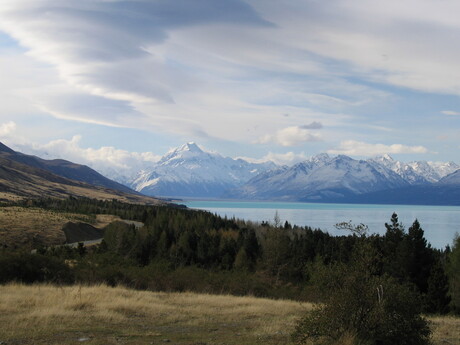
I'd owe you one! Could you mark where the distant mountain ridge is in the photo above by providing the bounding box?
[226,153,460,204]
[18,139,456,205]
[368,154,458,184]
[96,142,459,204]
[225,154,410,201]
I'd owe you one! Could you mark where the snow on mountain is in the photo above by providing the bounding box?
[129,142,276,198]
[427,161,459,179]
[368,154,429,185]
[226,154,409,201]
[79,142,457,201]
[438,169,460,185]
[369,155,459,184]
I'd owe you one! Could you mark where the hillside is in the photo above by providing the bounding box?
[0,142,135,194]
[0,207,120,247]
[0,147,163,205]
[343,184,460,206]
[439,169,460,185]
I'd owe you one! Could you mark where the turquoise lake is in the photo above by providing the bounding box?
[183,201,460,249]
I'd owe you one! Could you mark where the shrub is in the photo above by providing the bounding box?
[0,251,74,284]
[293,241,431,345]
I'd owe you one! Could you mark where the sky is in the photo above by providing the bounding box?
[0,0,459,172]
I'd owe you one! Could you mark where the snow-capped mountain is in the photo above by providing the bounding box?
[369,154,459,184]
[129,142,275,198]
[426,161,460,179]
[225,154,409,201]
[438,169,460,185]
[88,142,458,202]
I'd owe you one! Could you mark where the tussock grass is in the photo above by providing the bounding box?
[0,284,458,344]
[0,283,310,344]
[0,207,96,247]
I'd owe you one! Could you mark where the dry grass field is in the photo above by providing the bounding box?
[0,207,121,247]
[0,284,309,345]
[0,284,458,345]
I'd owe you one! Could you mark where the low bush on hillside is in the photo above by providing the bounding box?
[0,251,74,284]
[292,241,432,345]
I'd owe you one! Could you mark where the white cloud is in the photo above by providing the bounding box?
[262,151,308,165]
[328,140,428,156]
[0,121,16,137]
[0,0,395,146]
[0,124,161,181]
[441,110,460,116]
[251,0,460,96]
[0,0,459,160]
[257,126,322,147]
[238,151,308,166]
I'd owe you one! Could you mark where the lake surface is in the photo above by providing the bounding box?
[183,200,460,249]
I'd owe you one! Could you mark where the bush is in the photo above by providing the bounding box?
[293,241,431,345]
[0,251,74,284]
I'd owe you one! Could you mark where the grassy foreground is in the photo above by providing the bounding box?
[0,284,458,345]
[0,284,309,345]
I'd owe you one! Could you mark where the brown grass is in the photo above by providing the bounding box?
[0,207,98,247]
[0,283,310,345]
[0,191,24,202]
[0,207,138,247]
[93,214,123,228]
[429,315,460,345]
[0,284,457,345]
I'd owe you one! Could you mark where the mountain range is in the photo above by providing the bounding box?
[3,140,459,206]
[98,142,460,205]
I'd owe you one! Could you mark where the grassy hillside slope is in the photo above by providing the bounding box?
[0,142,135,194]
[0,207,121,247]
[0,155,162,205]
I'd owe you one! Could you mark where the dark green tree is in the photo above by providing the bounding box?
[425,258,450,314]
[405,219,434,294]
[382,213,407,280]
[447,234,460,314]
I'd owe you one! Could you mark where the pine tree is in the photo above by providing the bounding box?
[425,258,450,314]
[448,234,460,314]
[405,219,434,294]
[382,213,407,280]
